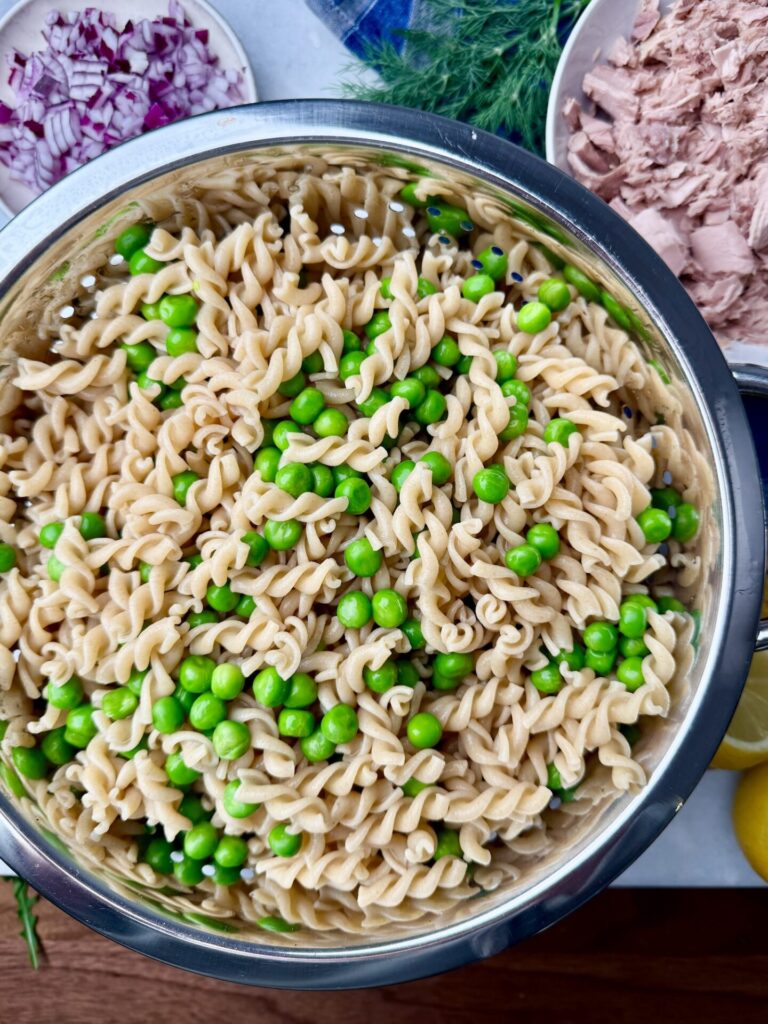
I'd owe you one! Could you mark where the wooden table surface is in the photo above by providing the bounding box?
[1,886,767,1023]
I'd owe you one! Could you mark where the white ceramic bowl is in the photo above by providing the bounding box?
[0,0,257,215]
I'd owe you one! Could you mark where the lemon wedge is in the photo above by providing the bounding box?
[711,650,768,770]
[733,762,768,880]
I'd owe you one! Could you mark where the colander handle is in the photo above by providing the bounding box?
[732,364,768,652]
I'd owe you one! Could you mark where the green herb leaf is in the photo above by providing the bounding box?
[344,0,592,156]
[9,878,41,969]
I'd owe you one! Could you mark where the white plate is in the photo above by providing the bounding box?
[545,0,675,173]
[0,0,257,215]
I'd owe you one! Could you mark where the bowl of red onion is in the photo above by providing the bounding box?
[0,0,256,215]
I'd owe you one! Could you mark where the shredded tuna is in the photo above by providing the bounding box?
[563,0,768,346]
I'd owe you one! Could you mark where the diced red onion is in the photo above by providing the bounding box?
[0,3,245,195]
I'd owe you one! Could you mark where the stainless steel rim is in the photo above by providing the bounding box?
[0,100,764,989]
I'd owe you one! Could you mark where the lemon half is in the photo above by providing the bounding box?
[712,650,768,770]
[733,762,768,880]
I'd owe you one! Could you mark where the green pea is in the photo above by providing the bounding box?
[342,330,362,353]
[617,656,645,691]
[337,590,373,629]
[504,543,541,578]
[140,300,161,320]
[121,340,156,373]
[334,462,363,484]
[253,667,290,708]
[475,245,508,281]
[277,708,315,738]
[179,655,216,693]
[261,420,277,448]
[431,336,461,367]
[372,588,408,628]
[473,466,510,504]
[236,595,256,619]
[318,704,358,745]
[651,486,682,511]
[264,518,303,551]
[40,728,75,767]
[335,477,372,514]
[420,451,452,486]
[39,522,64,549]
[624,594,658,612]
[138,561,153,584]
[390,377,426,407]
[399,182,429,207]
[402,777,432,797]
[254,447,281,482]
[433,652,474,680]
[272,420,303,452]
[118,737,148,760]
[214,835,249,869]
[135,371,163,394]
[637,507,673,543]
[314,408,348,438]
[583,622,619,653]
[187,610,219,629]
[657,596,685,614]
[649,359,671,385]
[126,669,148,696]
[310,464,334,496]
[212,720,251,760]
[64,704,98,749]
[380,276,393,300]
[172,470,199,506]
[555,646,586,671]
[412,364,441,389]
[425,201,473,238]
[284,673,318,709]
[462,272,495,304]
[600,290,632,330]
[300,729,336,763]
[102,686,138,721]
[278,371,307,398]
[546,762,563,790]
[302,351,324,375]
[222,779,258,819]
[289,386,326,425]
[526,523,560,560]
[179,794,210,825]
[619,601,647,639]
[413,390,447,426]
[363,661,398,693]
[165,327,198,356]
[344,537,382,577]
[158,294,198,328]
[0,761,27,798]
[258,915,300,933]
[78,512,107,542]
[530,662,563,694]
[396,660,420,688]
[357,388,390,418]
[432,668,460,691]
[189,693,228,731]
[184,821,219,860]
[339,350,366,381]
[365,311,392,340]
[407,712,443,749]
[152,695,185,734]
[206,583,239,614]
[673,503,699,543]
[619,636,650,658]
[433,828,463,861]
[211,664,245,701]
[543,418,578,446]
[391,459,416,492]
[517,301,552,334]
[173,855,204,886]
[417,276,438,299]
[115,222,154,260]
[621,722,642,747]
[500,405,529,441]
[174,686,197,715]
[45,675,83,710]
[402,617,425,650]
[501,379,531,405]
[144,836,174,875]
[268,824,302,858]
[585,649,617,675]
[537,278,571,312]
[238,532,268,571]
[46,554,66,582]
[275,462,313,499]
[457,355,473,375]
[493,350,518,383]
[563,264,600,302]
[128,249,164,275]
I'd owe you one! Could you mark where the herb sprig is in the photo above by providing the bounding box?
[344,0,592,156]
[8,878,41,969]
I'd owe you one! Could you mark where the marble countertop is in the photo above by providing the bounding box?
[0,0,761,887]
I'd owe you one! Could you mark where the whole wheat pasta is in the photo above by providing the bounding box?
[0,160,707,937]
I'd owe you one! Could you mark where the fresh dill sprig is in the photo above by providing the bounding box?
[344,0,592,156]
[8,878,41,969]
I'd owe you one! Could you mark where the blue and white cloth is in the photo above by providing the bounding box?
[306,0,424,58]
